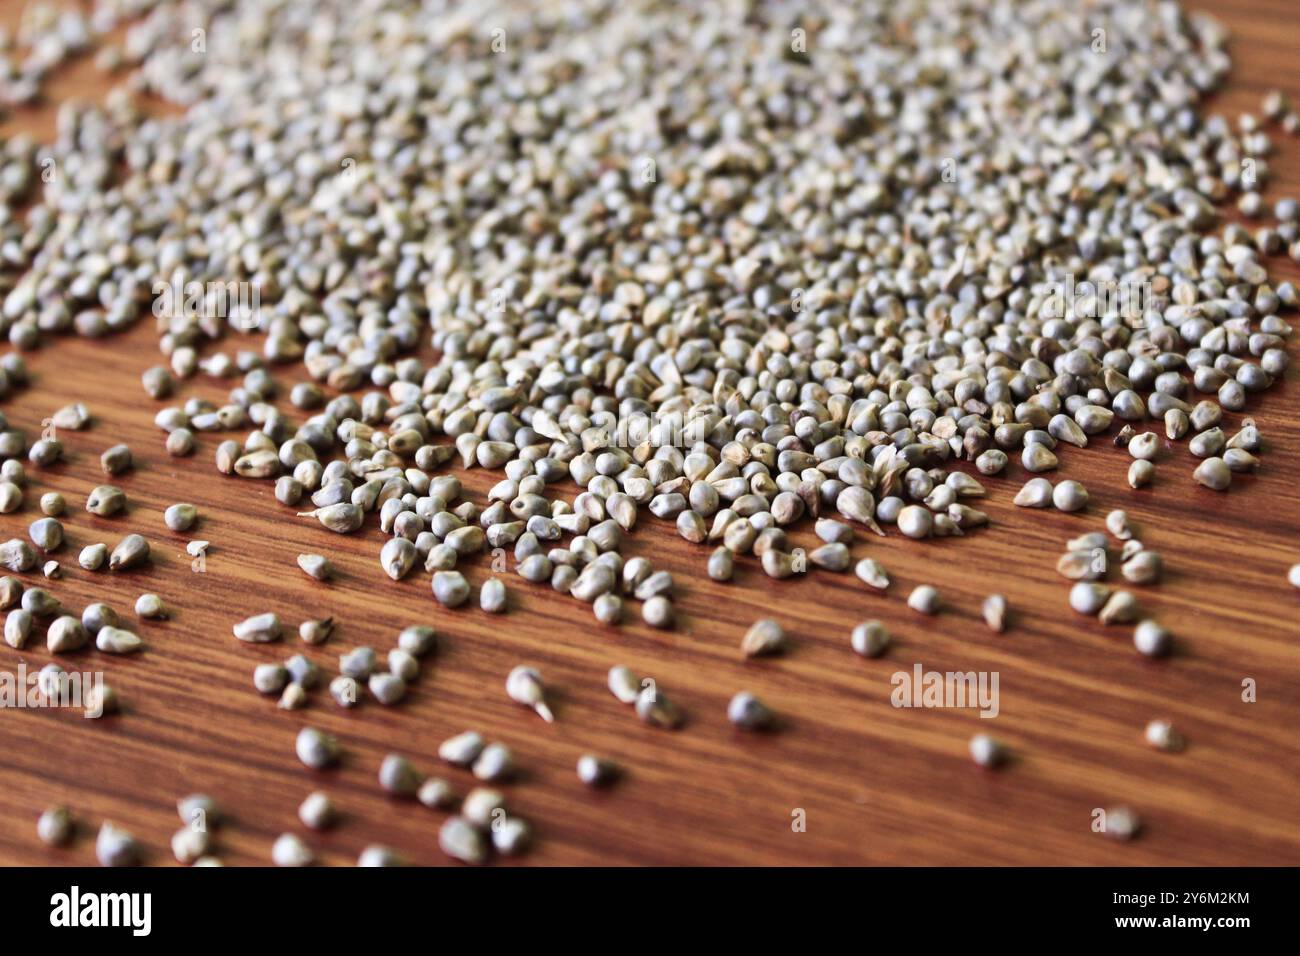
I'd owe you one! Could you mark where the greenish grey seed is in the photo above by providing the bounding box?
[741,618,786,657]
[164,503,197,531]
[108,533,149,570]
[431,570,470,607]
[297,553,332,581]
[85,484,125,516]
[100,444,132,476]
[233,611,281,642]
[135,593,167,619]
[907,585,941,615]
[851,620,890,657]
[727,691,774,730]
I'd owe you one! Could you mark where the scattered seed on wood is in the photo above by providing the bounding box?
[297,553,332,581]
[108,534,149,570]
[234,612,281,643]
[1133,620,1171,657]
[271,833,313,867]
[741,619,786,657]
[37,806,73,846]
[295,727,340,769]
[851,620,890,658]
[727,691,774,730]
[969,734,1006,769]
[907,585,941,615]
[95,822,140,867]
[164,503,197,531]
[577,755,620,787]
[982,595,1008,632]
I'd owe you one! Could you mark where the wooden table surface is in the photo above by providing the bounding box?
[0,0,1297,867]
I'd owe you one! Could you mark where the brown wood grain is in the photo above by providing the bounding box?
[0,0,1298,867]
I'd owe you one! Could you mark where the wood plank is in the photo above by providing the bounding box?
[0,0,1297,866]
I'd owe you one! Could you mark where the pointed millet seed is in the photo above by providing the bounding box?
[164,503,197,531]
[506,666,553,722]
[473,742,516,782]
[79,543,107,570]
[1193,457,1231,490]
[233,612,281,642]
[97,626,143,654]
[1121,551,1162,585]
[982,595,1008,632]
[22,587,60,617]
[431,570,470,607]
[1052,480,1089,512]
[1069,582,1110,615]
[108,534,149,570]
[297,553,332,581]
[439,817,487,865]
[635,685,684,729]
[1014,477,1054,507]
[1098,591,1140,625]
[1105,510,1132,540]
[418,778,456,809]
[0,539,36,573]
[379,754,422,796]
[135,593,167,619]
[577,754,620,787]
[254,664,289,694]
[1102,807,1141,841]
[607,666,641,705]
[896,505,933,539]
[439,731,485,767]
[1128,460,1155,488]
[1133,620,1171,657]
[37,806,73,846]
[40,492,65,516]
[851,620,890,657]
[0,576,20,609]
[95,822,140,867]
[340,646,376,679]
[969,734,1006,768]
[642,595,674,628]
[271,833,313,867]
[81,603,119,636]
[299,617,333,644]
[295,727,340,769]
[741,619,786,657]
[1021,443,1058,473]
[728,692,774,730]
[1128,432,1159,461]
[4,609,32,649]
[28,517,63,553]
[397,625,436,657]
[85,484,126,517]
[907,585,941,615]
[1144,719,1182,752]
[369,672,406,705]
[855,557,890,590]
[278,683,307,710]
[172,827,210,864]
[46,616,88,654]
[100,444,132,476]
